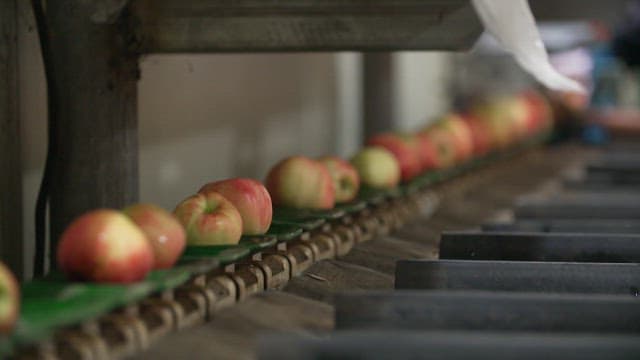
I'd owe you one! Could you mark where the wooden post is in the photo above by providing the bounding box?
[363,53,394,139]
[47,1,139,266]
[0,0,23,279]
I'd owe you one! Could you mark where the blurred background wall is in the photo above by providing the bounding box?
[16,1,452,278]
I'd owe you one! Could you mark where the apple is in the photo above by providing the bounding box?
[350,146,400,189]
[318,156,360,203]
[0,262,19,334]
[472,97,526,148]
[367,133,422,181]
[123,203,186,269]
[415,134,440,171]
[462,113,493,156]
[434,114,474,162]
[57,209,154,283]
[173,192,243,246]
[521,90,553,133]
[198,178,272,235]
[265,156,335,209]
[418,127,457,168]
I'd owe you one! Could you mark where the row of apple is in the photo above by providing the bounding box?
[56,89,552,283]
[0,90,553,335]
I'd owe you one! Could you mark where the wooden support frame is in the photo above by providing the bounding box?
[47,1,140,262]
[0,0,23,278]
[131,0,482,53]
[39,0,482,268]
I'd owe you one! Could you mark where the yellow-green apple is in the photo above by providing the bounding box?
[123,203,186,269]
[472,97,527,148]
[418,127,457,168]
[350,147,400,189]
[318,156,361,203]
[265,156,335,209]
[434,114,474,162]
[462,113,493,156]
[57,209,154,283]
[367,133,422,181]
[198,178,272,235]
[173,192,243,246]
[0,262,19,334]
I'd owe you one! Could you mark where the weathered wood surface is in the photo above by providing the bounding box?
[47,0,139,263]
[0,0,23,278]
[132,0,482,52]
[133,145,587,359]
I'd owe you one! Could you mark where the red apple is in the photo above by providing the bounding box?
[0,262,19,334]
[57,209,154,283]
[123,203,186,269]
[198,178,272,235]
[367,133,422,181]
[265,156,335,209]
[173,192,243,246]
[462,114,493,155]
[350,146,401,189]
[418,127,457,168]
[521,90,553,133]
[318,156,361,203]
[415,134,440,171]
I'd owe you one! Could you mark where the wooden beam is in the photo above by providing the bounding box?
[0,0,23,279]
[132,0,482,53]
[47,1,139,266]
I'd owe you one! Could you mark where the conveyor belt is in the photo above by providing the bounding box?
[132,143,590,359]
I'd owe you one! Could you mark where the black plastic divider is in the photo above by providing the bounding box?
[335,291,640,333]
[482,219,640,234]
[258,331,640,360]
[395,259,640,294]
[515,201,640,219]
[439,231,640,262]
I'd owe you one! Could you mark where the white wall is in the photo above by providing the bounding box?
[393,52,453,131]
[137,53,340,211]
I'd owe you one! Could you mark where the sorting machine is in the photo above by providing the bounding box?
[260,141,640,359]
[5,134,563,359]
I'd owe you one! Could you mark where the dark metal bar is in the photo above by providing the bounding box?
[563,180,640,193]
[259,331,640,360]
[0,0,23,278]
[132,0,482,53]
[580,172,640,185]
[48,1,139,265]
[335,291,640,332]
[395,259,640,294]
[529,0,629,23]
[515,200,640,219]
[439,231,640,262]
[363,53,394,140]
[483,219,640,234]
